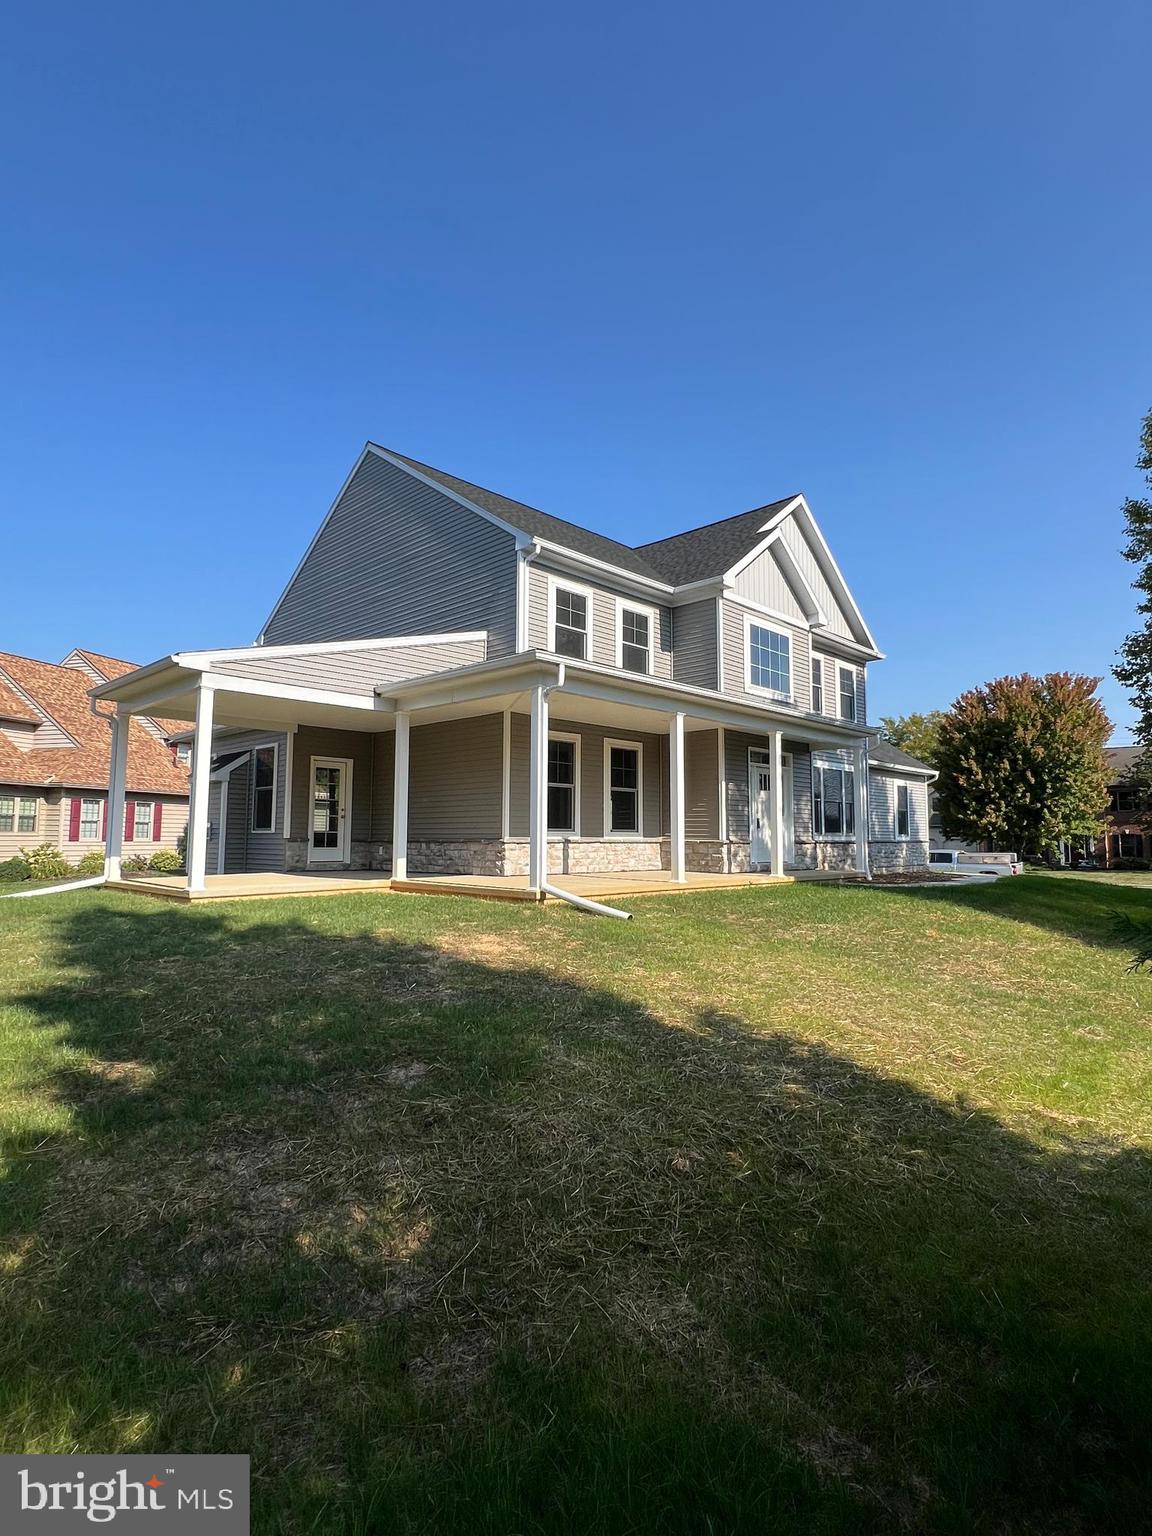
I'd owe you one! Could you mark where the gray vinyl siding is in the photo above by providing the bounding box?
[509,714,665,840]
[811,650,867,726]
[723,731,811,849]
[221,763,251,874]
[526,563,673,678]
[732,547,808,621]
[720,600,812,716]
[205,782,222,873]
[213,637,487,695]
[408,714,503,839]
[685,729,720,840]
[671,599,719,689]
[208,729,288,874]
[289,726,376,847]
[869,770,930,842]
[263,450,518,655]
[776,517,857,641]
[371,733,394,841]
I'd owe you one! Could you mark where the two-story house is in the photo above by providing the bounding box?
[1097,745,1150,866]
[91,445,934,896]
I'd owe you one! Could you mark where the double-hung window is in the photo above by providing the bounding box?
[251,746,277,832]
[134,801,154,841]
[895,783,910,838]
[0,795,37,834]
[747,621,791,697]
[618,604,654,674]
[606,742,642,835]
[813,762,855,837]
[552,583,590,659]
[78,798,102,840]
[547,737,578,834]
[811,656,824,713]
[1113,832,1144,860]
[838,666,857,722]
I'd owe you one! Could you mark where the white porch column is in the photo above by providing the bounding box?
[528,683,550,891]
[392,711,410,882]
[104,711,130,881]
[186,682,215,893]
[769,728,787,876]
[853,740,871,877]
[669,711,686,882]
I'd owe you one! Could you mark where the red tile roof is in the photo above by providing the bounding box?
[0,651,190,796]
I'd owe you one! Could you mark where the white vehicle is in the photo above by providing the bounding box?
[928,850,1023,877]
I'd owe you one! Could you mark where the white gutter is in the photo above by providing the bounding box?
[0,876,106,899]
[542,882,632,920]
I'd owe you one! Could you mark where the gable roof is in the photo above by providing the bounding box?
[870,740,937,776]
[1106,745,1146,780]
[0,651,189,796]
[60,648,188,738]
[0,676,40,724]
[635,498,798,585]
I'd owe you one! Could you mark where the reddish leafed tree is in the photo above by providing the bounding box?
[934,673,1111,862]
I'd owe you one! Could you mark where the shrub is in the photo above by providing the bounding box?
[120,854,152,873]
[149,848,184,873]
[1110,857,1151,871]
[75,850,106,875]
[0,855,29,882]
[19,843,72,881]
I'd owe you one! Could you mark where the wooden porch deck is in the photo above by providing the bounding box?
[104,869,799,905]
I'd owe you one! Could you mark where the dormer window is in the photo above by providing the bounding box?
[618,602,655,674]
[549,580,591,660]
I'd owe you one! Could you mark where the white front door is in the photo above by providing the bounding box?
[748,750,794,870]
[309,756,353,864]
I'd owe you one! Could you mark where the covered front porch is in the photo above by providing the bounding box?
[93,647,873,899]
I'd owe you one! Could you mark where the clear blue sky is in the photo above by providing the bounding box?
[2,1,1148,738]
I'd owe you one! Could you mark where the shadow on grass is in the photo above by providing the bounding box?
[1,898,1151,1534]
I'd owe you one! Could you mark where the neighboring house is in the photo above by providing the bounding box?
[1097,745,1150,866]
[91,444,935,891]
[0,648,189,865]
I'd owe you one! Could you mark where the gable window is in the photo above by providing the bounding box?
[895,783,910,838]
[838,666,857,722]
[251,746,277,832]
[551,582,590,660]
[0,795,37,834]
[747,621,791,697]
[813,762,855,838]
[618,604,654,674]
[173,742,191,767]
[134,801,155,841]
[811,657,824,713]
[78,798,102,840]
[605,741,642,835]
[547,736,579,834]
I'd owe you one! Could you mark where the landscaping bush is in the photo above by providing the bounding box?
[0,856,29,882]
[19,844,72,881]
[120,854,152,873]
[148,848,184,873]
[1109,857,1151,871]
[75,850,106,875]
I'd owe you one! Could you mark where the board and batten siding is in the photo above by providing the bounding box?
[720,600,812,716]
[526,564,673,678]
[212,637,487,695]
[732,546,808,622]
[671,599,719,689]
[262,451,518,654]
[509,714,665,840]
[776,518,856,641]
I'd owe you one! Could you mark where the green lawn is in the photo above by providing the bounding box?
[1029,866,1152,888]
[1,877,1150,1533]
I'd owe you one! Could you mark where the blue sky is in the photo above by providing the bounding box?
[2,1,1148,738]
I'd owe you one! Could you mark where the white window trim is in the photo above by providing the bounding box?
[77,797,103,842]
[0,794,38,836]
[812,756,856,841]
[810,649,826,714]
[547,731,581,837]
[546,575,595,661]
[249,741,280,834]
[133,799,155,841]
[743,613,793,702]
[895,781,911,840]
[603,737,644,839]
[614,597,659,675]
[837,664,858,723]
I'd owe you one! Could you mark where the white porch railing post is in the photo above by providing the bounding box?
[392,711,410,882]
[854,740,870,877]
[104,711,130,881]
[770,728,786,876]
[528,683,549,891]
[187,682,215,894]
[669,711,686,882]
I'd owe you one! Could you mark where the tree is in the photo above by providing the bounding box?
[934,673,1111,862]
[878,711,946,766]
[1114,408,1152,747]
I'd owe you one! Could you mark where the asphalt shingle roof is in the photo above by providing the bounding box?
[1106,745,1146,781]
[376,447,799,587]
[870,740,936,774]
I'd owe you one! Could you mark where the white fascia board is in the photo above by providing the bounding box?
[870,759,938,781]
[378,652,562,708]
[177,630,488,665]
[89,657,202,702]
[202,674,386,711]
[368,445,532,544]
[809,630,886,662]
[769,538,828,627]
[529,538,674,597]
[721,498,806,581]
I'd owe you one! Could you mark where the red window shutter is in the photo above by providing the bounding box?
[68,797,81,841]
[100,800,107,839]
[124,800,135,841]
[153,803,163,841]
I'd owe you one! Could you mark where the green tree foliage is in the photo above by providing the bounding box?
[934,674,1111,861]
[1114,409,1152,747]
[878,711,946,766]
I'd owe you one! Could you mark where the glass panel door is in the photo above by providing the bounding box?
[310,759,350,863]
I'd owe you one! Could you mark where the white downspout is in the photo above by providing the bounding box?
[542,882,632,920]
